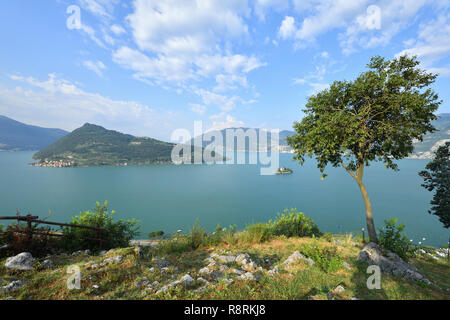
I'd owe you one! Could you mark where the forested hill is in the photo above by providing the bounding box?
[32,123,174,166]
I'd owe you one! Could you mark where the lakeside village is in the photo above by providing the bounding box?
[30,158,76,168]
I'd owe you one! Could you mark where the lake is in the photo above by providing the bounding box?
[0,151,448,247]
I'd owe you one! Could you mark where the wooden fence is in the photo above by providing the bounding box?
[0,213,104,249]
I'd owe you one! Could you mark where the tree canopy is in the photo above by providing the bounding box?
[287,55,441,242]
[419,141,450,229]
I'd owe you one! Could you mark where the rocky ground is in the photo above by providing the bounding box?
[1,236,449,300]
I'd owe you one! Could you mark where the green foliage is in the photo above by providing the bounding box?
[61,201,140,252]
[378,218,417,260]
[321,232,334,243]
[300,243,343,273]
[148,230,164,238]
[287,55,440,175]
[189,219,207,250]
[33,123,174,166]
[268,208,322,238]
[241,223,273,244]
[156,235,191,255]
[419,141,450,229]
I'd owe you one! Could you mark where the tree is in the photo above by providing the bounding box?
[419,141,450,228]
[287,55,441,243]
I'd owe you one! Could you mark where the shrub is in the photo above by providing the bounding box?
[221,225,237,245]
[321,232,334,243]
[156,235,191,255]
[189,219,207,250]
[240,223,272,244]
[1,222,60,257]
[148,230,164,238]
[268,209,322,238]
[61,201,140,252]
[378,218,417,260]
[300,243,343,273]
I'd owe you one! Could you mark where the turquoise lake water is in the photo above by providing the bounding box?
[0,151,448,246]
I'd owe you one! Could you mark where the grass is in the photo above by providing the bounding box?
[1,235,449,300]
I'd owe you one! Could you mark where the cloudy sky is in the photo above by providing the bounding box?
[1,0,449,141]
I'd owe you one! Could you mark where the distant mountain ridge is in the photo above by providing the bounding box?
[32,123,175,166]
[0,115,68,151]
[191,113,450,158]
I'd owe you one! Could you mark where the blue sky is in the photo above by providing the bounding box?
[0,0,449,141]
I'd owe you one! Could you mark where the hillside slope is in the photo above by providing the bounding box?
[32,123,174,166]
[0,116,68,151]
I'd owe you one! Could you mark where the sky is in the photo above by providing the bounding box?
[0,0,449,142]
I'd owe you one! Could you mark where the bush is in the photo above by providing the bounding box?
[378,218,417,260]
[268,209,322,238]
[148,230,164,238]
[321,232,334,243]
[189,219,207,250]
[240,223,272,244]
[300,243,343,273]
[61,201,140,252]
[1,222,60,257]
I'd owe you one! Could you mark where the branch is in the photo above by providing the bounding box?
[341,161,357,180]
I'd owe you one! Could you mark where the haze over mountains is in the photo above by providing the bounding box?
[0,115,68,151]
[1,114,449,160]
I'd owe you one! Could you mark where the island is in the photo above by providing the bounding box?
[30,123,175,167]
[276,167,293,174]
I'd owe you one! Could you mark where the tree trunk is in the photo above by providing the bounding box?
[356,179,378,243]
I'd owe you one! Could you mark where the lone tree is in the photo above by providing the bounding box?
[287,55,441,243]
[419,141,450,229]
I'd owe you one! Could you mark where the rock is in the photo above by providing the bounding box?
[342,262,351,270]
[84,249,91,255]
[5,252,35,271]
[179,274,195,287]
[42,259,54,269]
[283,251,315,266]
[267,266,279,277]
[153,257,170,268]
[215,255,236,264]
[231,268,245,275]
[103,255,123,264]
[334,285,345,293]
[2,280,25,293]
[243,261,259,272]
[130,240,159,247]
[99,250,107,256]
[237,272,257,281]
[149,267,156,273]
[357,242,432,285]
[235,253,250,265]
[197,277,209,285]
[152,281,160,286]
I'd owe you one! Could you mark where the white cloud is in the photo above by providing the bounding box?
[189,103,207,115]
[117,0,264,89]
[278,16,296,39]
[396,13,450,76]
[195,89,240,112]
[254,0,290,21]
[110,24,126,35]
[211,114,245,130]
[277,0,434,54]
[82,60,107,76]
[1,74,168,137]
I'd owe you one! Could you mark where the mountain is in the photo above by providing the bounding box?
[0,115,68,151]
[191,128,295,152]
[410,113,450,159]
[32,123,175,166]
[191,113,449,158]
